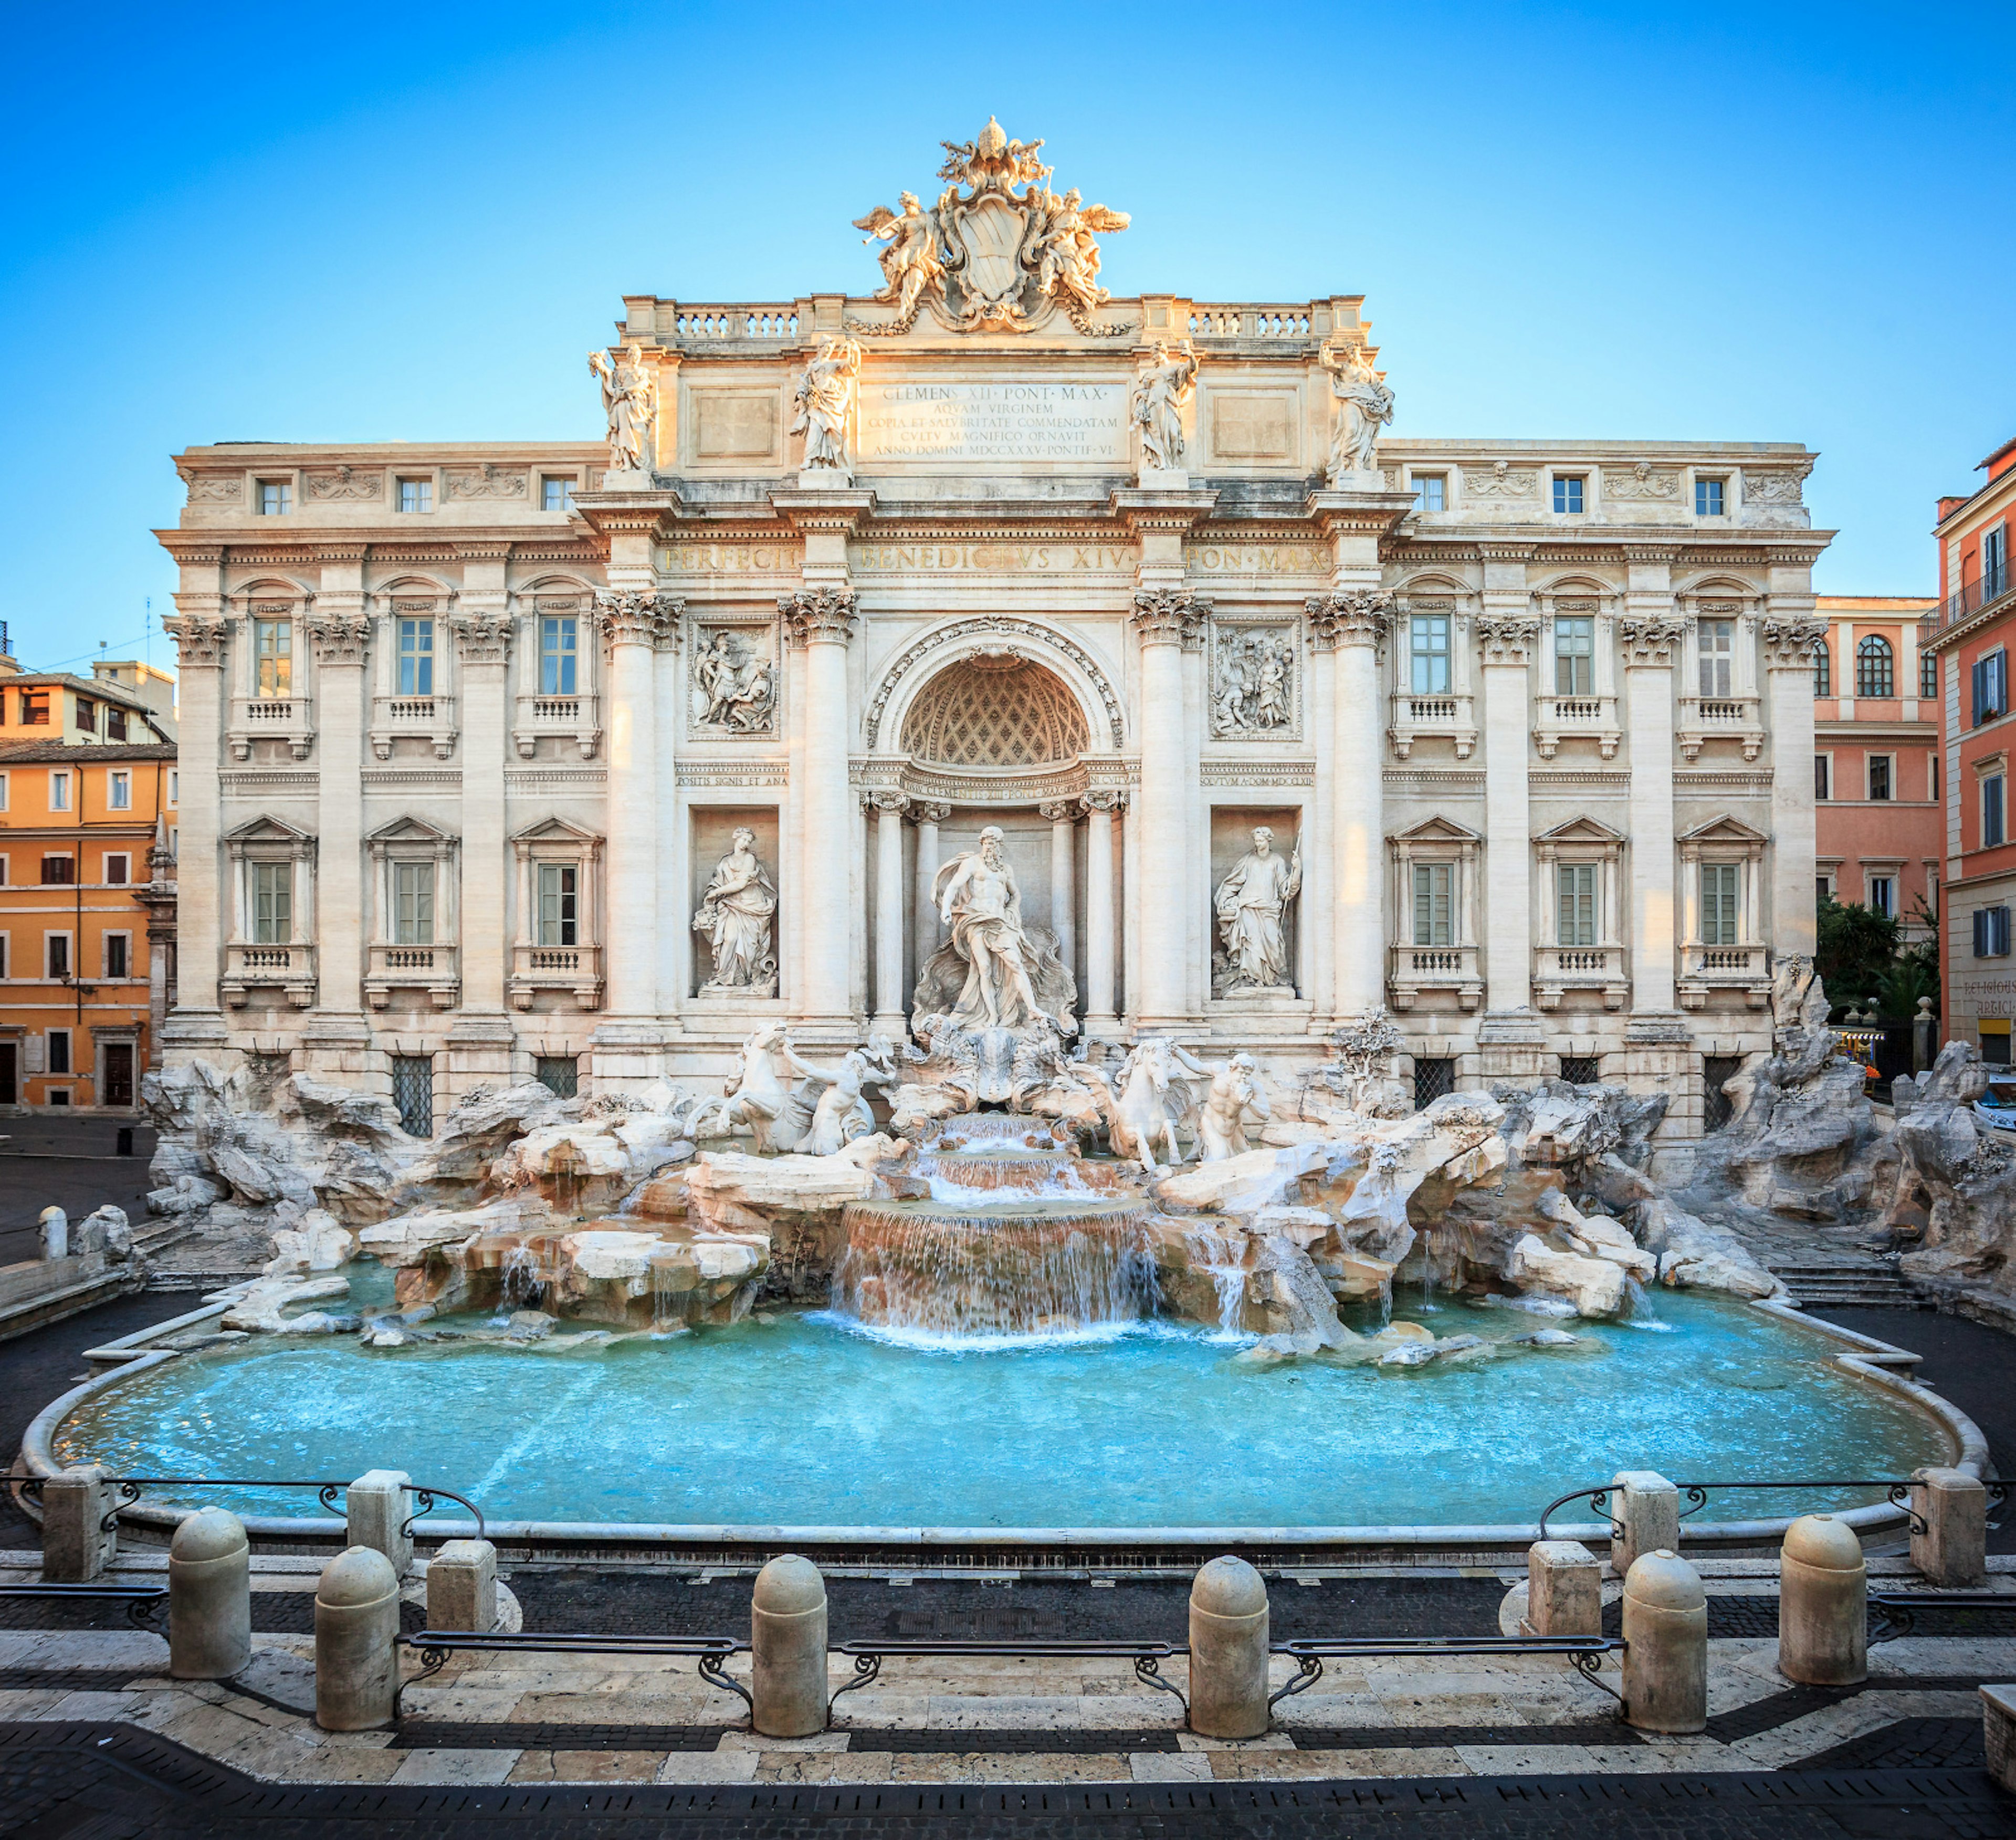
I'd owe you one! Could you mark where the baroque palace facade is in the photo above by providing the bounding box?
[156,123,1829,1138]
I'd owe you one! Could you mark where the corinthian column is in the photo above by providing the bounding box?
[868,791,909,1035]
[1310,591,1393,1019]
[911,801,949,985]
[1763,610,1828,958]
[782,586,858,1031]
[1620,607,1689,1013]
[1130,590,1208,1030]
[1040,799,1078,984]
[303,596,371,1040]
[1080,791,1122,1036]
[159,601,229,1048]
[593,590,678,1022]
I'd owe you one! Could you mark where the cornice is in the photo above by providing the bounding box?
[1110,487,1219,532]
[771,487,877,534]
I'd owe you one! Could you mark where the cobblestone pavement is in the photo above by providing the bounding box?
[0,1115,156,1264]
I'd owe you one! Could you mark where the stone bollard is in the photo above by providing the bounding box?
[1984,1685,2016,1793]
[1188,1555,1270,1739]
[40,1465,114,1582]
[169,1507,251,1680]
[38,1208,67,1261]
[314,1545,400,1731]
[1526,1540,1602,1636]
[1910,1467,1988,1587]
[1610,1471,1680,1575]
[346,1470,413,1576]
[425,1539,497,1633]
[751,1555,828,1737]
[1778,1514,1866,1686]
[1621,1549,1707,1734]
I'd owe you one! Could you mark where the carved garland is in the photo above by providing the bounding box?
[864,615,1125,749]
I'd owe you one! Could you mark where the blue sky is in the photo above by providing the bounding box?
[3,2,2010,674]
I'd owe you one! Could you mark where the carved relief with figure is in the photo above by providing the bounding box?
[690,626,778,735]
[1212,627,1297,736]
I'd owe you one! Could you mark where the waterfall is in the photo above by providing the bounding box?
[1209,1263,1247,1335]
[499,1243,547,1313]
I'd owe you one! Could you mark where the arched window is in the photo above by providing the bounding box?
[1813,642,1831,696]
[1856,634,1894,698]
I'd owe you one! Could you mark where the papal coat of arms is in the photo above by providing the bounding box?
[850,119,1130,336]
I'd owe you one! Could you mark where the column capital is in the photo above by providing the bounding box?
[161,613,228,668]
[780,584,858,646]
[1305,589,1394,651]
[1080,789,1127,815]
[594,587,682,649]
[1129,588,1210,645]
[911,800,952,823]
[862,790,910,814]
[1761,615,1829,670]
[1038,799,1078,822]
[1474,614,1542,666]
[1618,615,1689,667]
[303,611,371,666]
[450,610,513,664]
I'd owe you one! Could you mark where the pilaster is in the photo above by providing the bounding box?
[158,553,230,1051]
[1763,578,1827,959]
[302,556,372,1072]
[1309,590,1393,1022]
[1128,589,1208,1031]
[1475,590,1541,1026]
[1620,555,1688,1022]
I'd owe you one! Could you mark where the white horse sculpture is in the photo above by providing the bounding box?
[1098,1036,1190,1174]
[690,1023,801,1153]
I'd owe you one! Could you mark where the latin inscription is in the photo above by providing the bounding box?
[1185,543,1330,575]
[659,542,800,573]
[851,542,1133,573]
[858,382,1129,465]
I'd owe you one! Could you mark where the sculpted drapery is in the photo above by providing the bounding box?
[1214,827,1303,994]
[692,829,778,993]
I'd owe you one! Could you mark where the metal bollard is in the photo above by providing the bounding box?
[1910,1467,1988,1587]
[1610,1470,1679,1575]
[1188,1555,1269,1739]
[314,1545,400,1731]
[170,1507,251,1680]
[1621,1549,1707,1733]
[1526,1539,1602,1636]
[1778,1514,1865,1686]
[425,1539,497,1633]
[40,1465,113,1582]
[751,1554,828,1737]
[346,1470,413,1577]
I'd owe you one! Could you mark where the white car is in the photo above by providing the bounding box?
[1972,1080,2016,1133]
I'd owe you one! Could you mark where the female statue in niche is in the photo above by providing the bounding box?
[692,829,778,995]
[1214,826,1302,994]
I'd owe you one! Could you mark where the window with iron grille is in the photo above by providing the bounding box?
[392,1056,434,1137]
[536,1055,579,1099]
[1702,1055,1744,1133]
[1413,1057,1455,1109]
[1559,1054,1601,1085]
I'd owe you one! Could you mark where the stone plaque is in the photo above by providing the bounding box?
[1210,393,1297,462]
[692,391,779,461]
[858,381,1128,465]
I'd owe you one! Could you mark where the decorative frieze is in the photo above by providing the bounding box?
[1604,463,1680,501]
[445,464,529,500]
[1462,462,1539,498]
[303,467,384,502]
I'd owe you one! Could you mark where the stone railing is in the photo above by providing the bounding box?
[508,944,603,1012]
[226,694,314,762]
[221,942,316,1009]
[1388,942,1482,1012]
[370,693,458,762]
[1532,944,1628,1011]
[511,689,600,761]
[1676,694,1764,763]
[668,305,802,343]
[1534,693,1621,761]
[365,943,459,1011]
[1388,691,1477,761]
[1186,304,1316,340]
[1677,943,1771,1011]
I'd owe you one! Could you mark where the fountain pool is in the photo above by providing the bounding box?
[48,1286,1953,1536]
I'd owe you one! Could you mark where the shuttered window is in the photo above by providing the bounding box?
[252,864,291,944]
[1557,863,1597,946]
[1701,864,1740,946]
[393,862,436,945]
[1412,863,1453,946]
[537,863,578,946]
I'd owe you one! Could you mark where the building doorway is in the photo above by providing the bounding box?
[102,1042,135,1109]
[0,1044,14,1106]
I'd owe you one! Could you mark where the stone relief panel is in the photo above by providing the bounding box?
[1604,462,1679,501]
[688,619,779,738]
[1209,621,1300,740]
[1461,461,1539,499]
[445,464,528,501]
[303,467,384,502]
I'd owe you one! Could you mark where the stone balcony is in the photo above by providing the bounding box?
[1534,694,1621,760]
[226,694,313,761]
[1532,944,1629,1011]
[508,943,603,1012]
[370,693,458,761]
[1676,695,1765,763]
[1387,692,1477,760]
[365,942,459,1010]
[1388,942,1483,1011]
[511,691,600,760]
[220,941,316,1009]
[1677,943,1772,1010]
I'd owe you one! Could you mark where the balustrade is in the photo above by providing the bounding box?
[1387,941,1482,1012]
[222,941,316,1009]
[366,942,460,1010]
[508,942,604,1012]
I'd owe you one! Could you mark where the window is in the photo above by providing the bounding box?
[1975,905,2012,957]
[40,855,74,885]
[46,934,69,979]
[1412,863,1453,945]
[46,1088,69,1107]
[251,862,292,944]
[20,692,48,726]
[397,618,435,696]
[1973,649,2008,726]
[167,770,178,806]
[1698,620,1735,698]
[1695,477,1726,517]
[1701,863,1740,945]
[47,771,70,812]
[537,863,578,946]
[1412,473,1445,513]
[393,861,436,944]
[540,476,575,512]
[47,1030,70,1074]
[0,772,8,811]
[1560,1055,1601,1086]
[1557,863,1597,946]
[106,705,127,741]
[1703,1055,1744,1133]
[539,616,579,695]
[1985,772,2007,847]
[103,853,129,885]
[107,770,130,811]
[1817,875,1834,906]
[1988,526,2010,599]
[1553,616,1594,695]
[1855,634,1894,698]
[104,934,129,978]
[1868,876,1895,919]
[1408,614,1451,694]
[256,480,291,516]
[75,697,97,733]
[1933,755,1941,800]
[254,619,292,697]
[1413,1057,1455,1108]
[1868,755,1892,801]
[397,477,434,514]
[392,1055,434,1137]
[1922,652,1939,699]
[1552,475,1585,515]
[1813,642,1831,696]
[1814,756,1830,800]
[535,1054,579,1099]
[0,935,7,977]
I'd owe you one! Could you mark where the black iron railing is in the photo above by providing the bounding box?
[1268,1635,1624,1708]
[1923,568,2014,639]
[831,1638,1187,1710]
[0,1581,165,1629]
[394,1632,748,1717]
[1538,1477,2007,1542]
[20,1475,485,1541]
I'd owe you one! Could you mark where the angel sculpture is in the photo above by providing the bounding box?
[853,191,946,325]
[1027,186,1130,320]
